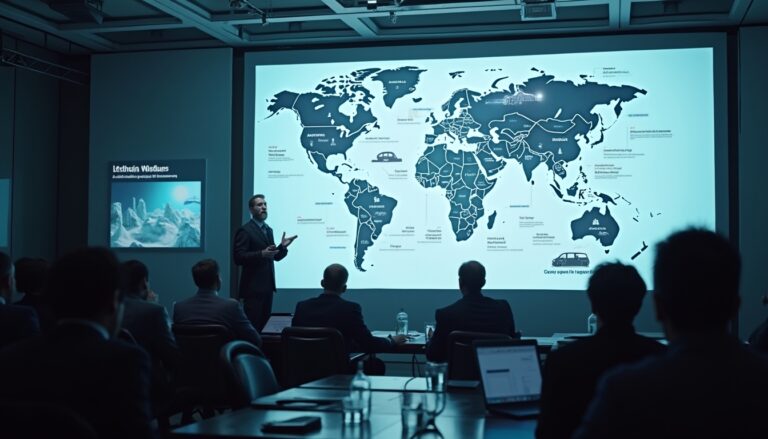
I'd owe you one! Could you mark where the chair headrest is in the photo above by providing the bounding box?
[220,340,265,361]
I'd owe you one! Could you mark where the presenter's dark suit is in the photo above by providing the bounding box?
[573,334,768,439]
[0,302,40,349]
[425,292,516,362]
[0,321,154,439]
[173,289,262,347]
[292,293,393,354]
[536,324,665,439]
[122,295,182,400]
[233,219,287,331]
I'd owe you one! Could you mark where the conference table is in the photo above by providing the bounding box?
[170,374,537,439]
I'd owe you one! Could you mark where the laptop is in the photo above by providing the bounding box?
[261,313,293,335]
[474,339,543,419]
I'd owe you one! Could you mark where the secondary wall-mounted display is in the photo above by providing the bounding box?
[109,160,205,249]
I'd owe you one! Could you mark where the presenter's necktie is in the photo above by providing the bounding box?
[262,224,273,245]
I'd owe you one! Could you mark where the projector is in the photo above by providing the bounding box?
[521,0,557,21]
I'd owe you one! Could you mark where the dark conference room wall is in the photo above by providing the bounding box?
[738,25,768,340]
[89,48,233,311]
[0,35,88,265]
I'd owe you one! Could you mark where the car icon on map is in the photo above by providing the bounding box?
[552,252,590,267]
[372,151,403,162]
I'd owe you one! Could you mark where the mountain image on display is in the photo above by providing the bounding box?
[110,181,202,248]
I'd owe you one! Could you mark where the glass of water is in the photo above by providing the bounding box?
[400,392,426,433]
[425,362,447,392]
[424,322,435,343]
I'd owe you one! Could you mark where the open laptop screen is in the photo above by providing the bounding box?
[477,344,542,404]
[261,314,293,335]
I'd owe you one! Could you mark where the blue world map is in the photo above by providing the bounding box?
[266,66,646,271]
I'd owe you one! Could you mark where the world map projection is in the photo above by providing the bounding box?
[253,48,716,290]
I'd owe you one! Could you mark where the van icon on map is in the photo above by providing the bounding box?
[372,151,402,163]
[552,252,590,267]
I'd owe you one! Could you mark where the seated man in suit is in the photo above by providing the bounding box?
[173,259,262,347]
[574,230,768,439]
[292,263,407,354]
[0,251,40,349]
[426,260,516,362]
[536,262,666,439]
[0,247,154,439]
[13,257,54,331]
[120,260,181,403]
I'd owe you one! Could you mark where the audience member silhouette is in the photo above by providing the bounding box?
[0,251,40,349]
[173,259,262,347]
[13,257,54,331]
[426,260,516,362]
[536,262,665,439]
[119,260,181,404]
[574,229,768,439]
[292,263,407,354]
[0,247,154,439]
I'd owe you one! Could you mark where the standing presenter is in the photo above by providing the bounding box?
[234,194,297,331]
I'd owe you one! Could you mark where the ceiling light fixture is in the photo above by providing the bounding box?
[367,0,378,11]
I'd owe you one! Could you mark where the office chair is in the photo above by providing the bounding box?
[220,341,280,408]
[281,327,349,388]
[171,324,234,421]
[447,330,514,381]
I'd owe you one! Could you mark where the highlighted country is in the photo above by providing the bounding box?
[570,206,620,247]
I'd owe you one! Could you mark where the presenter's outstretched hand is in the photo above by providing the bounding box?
[262,245,280,259]
[281,232,298,248]
[391,334,408,345]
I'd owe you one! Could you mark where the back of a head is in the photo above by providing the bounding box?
[322,263,348,293]
[119,260,149,297]
[459,260,486,294]
[14,257,50,295]
[192,259,219,290]
[588,262,646,325]
[46,247,120,321]
[654,229,740,332]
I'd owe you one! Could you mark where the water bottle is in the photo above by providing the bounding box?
[396,308,409,336]
[349,362,372,422]
[587,313,598,335]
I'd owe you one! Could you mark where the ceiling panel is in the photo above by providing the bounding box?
[243,18,352,35]
[95,26,210,44]
[191,0,332,14]
[100,0,168,18]
[743,0,768,24]
[5,0,71,23]
[631,0,734,20]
